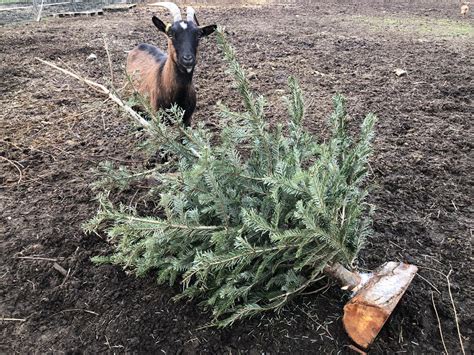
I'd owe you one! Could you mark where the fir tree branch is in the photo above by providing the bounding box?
[85,29,377,328]
[122,215,224,231]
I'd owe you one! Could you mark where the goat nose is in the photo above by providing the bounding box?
[183,55,194,64]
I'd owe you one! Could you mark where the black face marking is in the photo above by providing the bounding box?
[168,21,201,72]
[150,16,217,76]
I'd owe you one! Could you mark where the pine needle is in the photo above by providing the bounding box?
[82,28,377,326]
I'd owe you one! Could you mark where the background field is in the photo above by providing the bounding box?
[1,0,473,353]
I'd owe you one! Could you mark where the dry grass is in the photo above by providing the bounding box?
[352,15,474,38]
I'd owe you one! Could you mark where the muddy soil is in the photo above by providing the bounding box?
[0,0,135,26]
[1,1,473,353]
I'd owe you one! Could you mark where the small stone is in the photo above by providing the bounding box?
[248,71,257,79]
[394,68,407,77]
[87,53,97,61]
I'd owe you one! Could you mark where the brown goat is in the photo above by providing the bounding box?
[127,2,216,126]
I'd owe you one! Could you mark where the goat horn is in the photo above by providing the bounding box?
[151,2,182,23]
[186,6,197,24]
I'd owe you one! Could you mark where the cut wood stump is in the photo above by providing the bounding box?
[342,262,418,349]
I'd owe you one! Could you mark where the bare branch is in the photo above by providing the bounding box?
[431,292,449,355]
[102,35,115,88]
[446,270,465,355]
[35,57,150,128]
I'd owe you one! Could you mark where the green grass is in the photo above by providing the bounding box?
[352,15,474,39]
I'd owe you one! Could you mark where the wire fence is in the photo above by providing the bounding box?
[0,0,142,24]
[0,0,140,6]
[0,0,463,25]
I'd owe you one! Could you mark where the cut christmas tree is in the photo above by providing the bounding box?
[84,28,417,350]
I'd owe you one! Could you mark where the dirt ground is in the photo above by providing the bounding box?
[1,1,473,353]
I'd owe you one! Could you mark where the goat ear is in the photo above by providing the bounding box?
[199,25,217,38]
[152,16,167,34]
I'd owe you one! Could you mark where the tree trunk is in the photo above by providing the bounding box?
[323,262,363,291]
[324,261,418,349]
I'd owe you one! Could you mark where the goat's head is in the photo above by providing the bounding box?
[151,2,216,74]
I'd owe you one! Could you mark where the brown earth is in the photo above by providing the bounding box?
[1,1,473,353]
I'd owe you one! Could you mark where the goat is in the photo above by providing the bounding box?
[127,2,216,127]
[460,2,470,17]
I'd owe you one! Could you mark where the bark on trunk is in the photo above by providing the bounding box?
[324,261,418,349]
[323,262,362,291]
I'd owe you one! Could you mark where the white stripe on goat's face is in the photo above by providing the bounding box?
[180,21,188,30]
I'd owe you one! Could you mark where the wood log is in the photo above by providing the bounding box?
[342,262,418,349]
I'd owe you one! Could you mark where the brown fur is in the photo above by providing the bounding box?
[160,40,178,106]
[124,14,219,127]
[127,49,161,110]
[126,39,196,126]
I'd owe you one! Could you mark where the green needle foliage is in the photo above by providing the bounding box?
[84,28,377,327]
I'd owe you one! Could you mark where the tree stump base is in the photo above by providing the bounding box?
[342,262,418,349]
